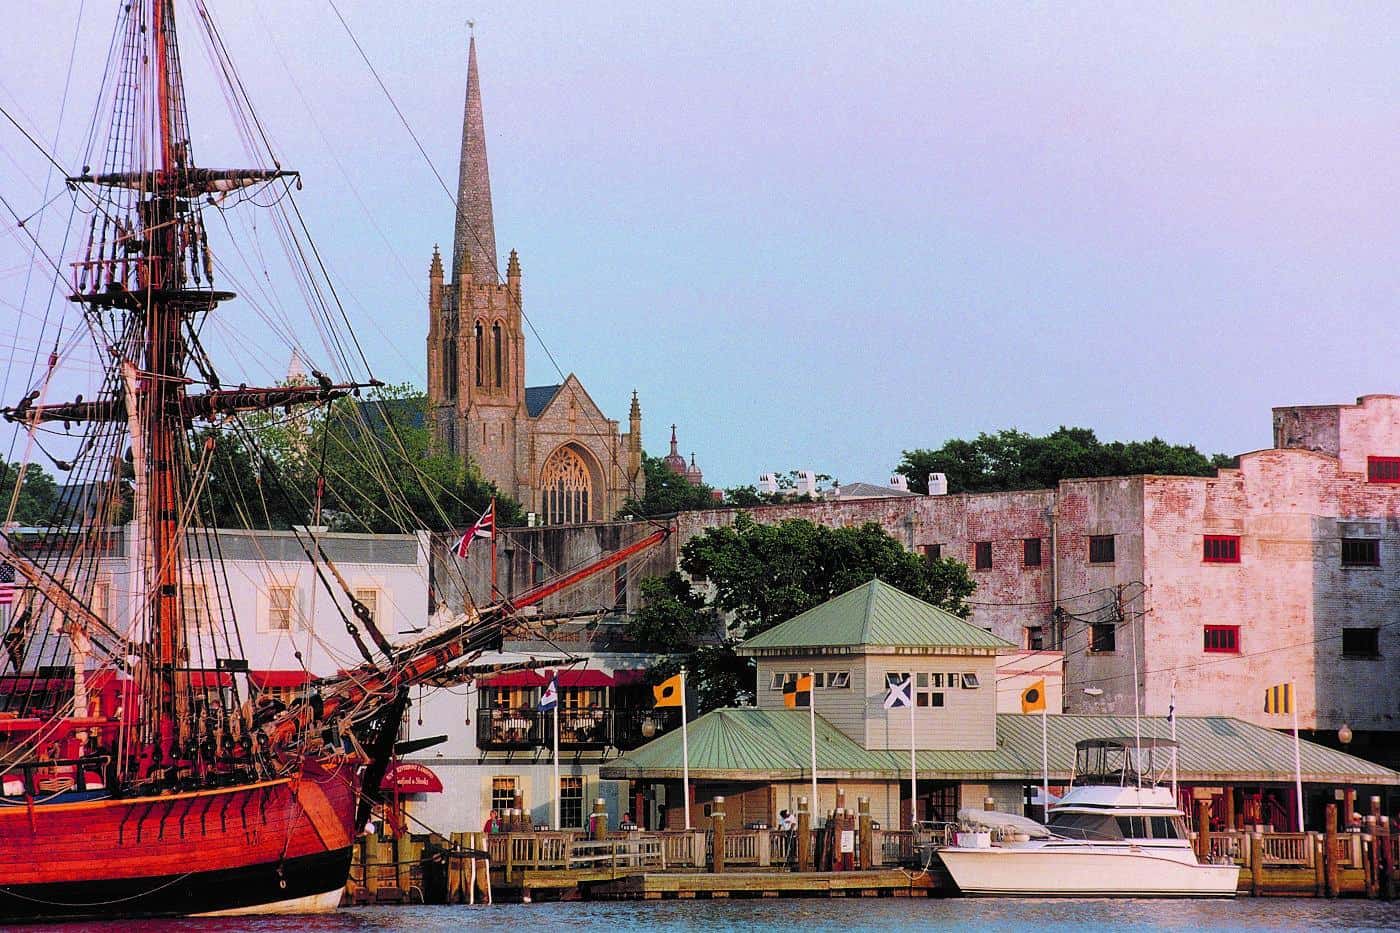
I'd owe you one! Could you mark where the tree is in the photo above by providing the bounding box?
[618,455,716,518]
[0,460,60,526]
[215,384,521,533]
[627,513,976,712]
[896,426,1229,494]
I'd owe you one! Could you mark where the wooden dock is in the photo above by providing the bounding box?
[588,869,936,899]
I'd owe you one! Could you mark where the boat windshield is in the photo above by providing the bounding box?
[1047,812,1187,841]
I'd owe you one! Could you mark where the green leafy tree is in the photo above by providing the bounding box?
[619,455,717,518]
[628,513,976,712]
[0,460,60,526]
[896,426,1229,494]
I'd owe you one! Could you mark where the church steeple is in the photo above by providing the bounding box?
[453,34,498,284]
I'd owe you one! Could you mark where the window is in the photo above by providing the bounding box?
[769,672,788,691]
[1150,816,1182,839]
[492,323,503,388]
[1203,625,1239,653]
[827,671,850,689]
[1203,535,1240,563]
[181,583,207,630]
[540,445,593,525]
[560,776,584,828]
[1088,535,1115,564]
[91,578,110,622]
[613,563,628,611]
[532,559,546,585]
[1116,816,1149,839]
[1027,626,1045,651]
[491,777,518,814]
[1342,538,1380,567]
[929,673,944,689]
[268,585,294,632]
[974,542,992,571]
[915,673,929,688]
[442,338,458,399]
[919,544,942,560]
[1023,538,1042,567]
[354,587,378,623]
[1090,620,1116,652]
[474,322,484,386]
[961,672,980,689]
[1342,627,1380,658]
[945,672,961,689]
[929,692,944,708]
[1368,456,1400,484]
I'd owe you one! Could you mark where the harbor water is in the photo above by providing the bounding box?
[21,898,1400,932]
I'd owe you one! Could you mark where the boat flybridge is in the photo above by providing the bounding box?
[937,737,1240,897]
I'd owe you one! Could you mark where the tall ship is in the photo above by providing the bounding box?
[0,0,663,920]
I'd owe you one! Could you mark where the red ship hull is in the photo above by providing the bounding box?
[0,757,361,921]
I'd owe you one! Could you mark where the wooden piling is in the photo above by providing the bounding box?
[1380,816,1394,900]
[711,796,726,874]
[1225,788,1237,832]
[1344,788,1356,828]
[1325,803,1340,899]
[1196,799,1212,862]
[797,796,812,872]
[857,797,872,871]
[1250,833,1264,897]
[1365,814,1380,898]
[1313,833,1326,897]
[591,797,608,840]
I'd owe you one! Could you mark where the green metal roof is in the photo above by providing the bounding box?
[737,579,1012,655]
[600,709,1400,785]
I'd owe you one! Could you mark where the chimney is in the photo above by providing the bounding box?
[758,473,778,495]
[888,475,908,492]
[795,470,817,497]
[927,473,948,496]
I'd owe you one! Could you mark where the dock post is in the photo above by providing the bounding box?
[591,797,608,840]
[1365,814,1380,898]
[1326,802,1340,898]
[857,796,872,870]
[1196,799,1212,862]
[1380,816,1394,900]
[1345,788,1356,828]
[1313,833,1325,897]
[1250,832,1263,897]
[711,796,726,874]
[797,796,812,872]
[1225,787,1237,832]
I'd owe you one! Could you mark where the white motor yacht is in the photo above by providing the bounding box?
[937,738,1240,897]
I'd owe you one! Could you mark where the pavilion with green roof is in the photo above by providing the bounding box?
[602,580,1400,833]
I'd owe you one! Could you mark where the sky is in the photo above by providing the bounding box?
[2,1,1399,489]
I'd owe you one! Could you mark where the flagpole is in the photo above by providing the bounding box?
[1291,681,1304,833]
[908,677,917,829]
[1169,676,1178,800]
[808,670,818,826]
[680,666,691,831]
[552,694,560,831]
[1041,706,1049,817]
[488,498,498,600]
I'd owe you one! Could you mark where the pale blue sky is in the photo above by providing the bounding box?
[3,2,1398,488]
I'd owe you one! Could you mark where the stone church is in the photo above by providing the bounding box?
[426,38,643,524]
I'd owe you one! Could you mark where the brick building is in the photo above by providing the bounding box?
[441,394,1400,763]
[425,37,642,523]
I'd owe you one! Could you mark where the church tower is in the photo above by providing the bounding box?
[426,35,643,523]
[427,34,526,497]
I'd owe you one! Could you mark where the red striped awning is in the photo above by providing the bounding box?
[556,669,613,688]
[250,670,313,689]
[478,670,546,688]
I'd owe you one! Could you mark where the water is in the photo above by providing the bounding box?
[18,899,1400,932]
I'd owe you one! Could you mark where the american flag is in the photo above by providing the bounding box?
[0,562,15,606]
[453,500,495,558]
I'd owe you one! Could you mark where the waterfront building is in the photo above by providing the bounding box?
[448,394,1400,765]
[424,37,642,522]
[602,580,1400,832]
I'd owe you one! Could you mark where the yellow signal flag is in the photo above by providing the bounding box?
[1264,682,1293,716]
[1020,679,1047,715]
[783,674,813,708]
[653,673,684,708]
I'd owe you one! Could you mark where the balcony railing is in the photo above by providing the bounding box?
[475,707,680,752]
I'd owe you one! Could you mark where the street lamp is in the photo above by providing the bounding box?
[641,716,658,739]
[1338,723,1353,746]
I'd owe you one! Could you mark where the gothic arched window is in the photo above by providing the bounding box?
[474,321,484,386]
[442,338,457,399]
[492,322,503,388]
[540,446,593,525]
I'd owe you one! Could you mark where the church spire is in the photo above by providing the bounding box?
[453,34,498,284]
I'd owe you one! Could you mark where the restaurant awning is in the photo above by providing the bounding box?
[478,670,546,688]
[556,669,613,688]
[250,670,313,689]
[380,761,444,794]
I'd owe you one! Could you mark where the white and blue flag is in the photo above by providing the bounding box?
[539,677,559,712]
[883,676,912,710]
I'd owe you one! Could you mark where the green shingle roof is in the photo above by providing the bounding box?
[599,709,1400,785]
[737,579,1012,655]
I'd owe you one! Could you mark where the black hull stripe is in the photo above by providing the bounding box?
[0,846,351,922]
